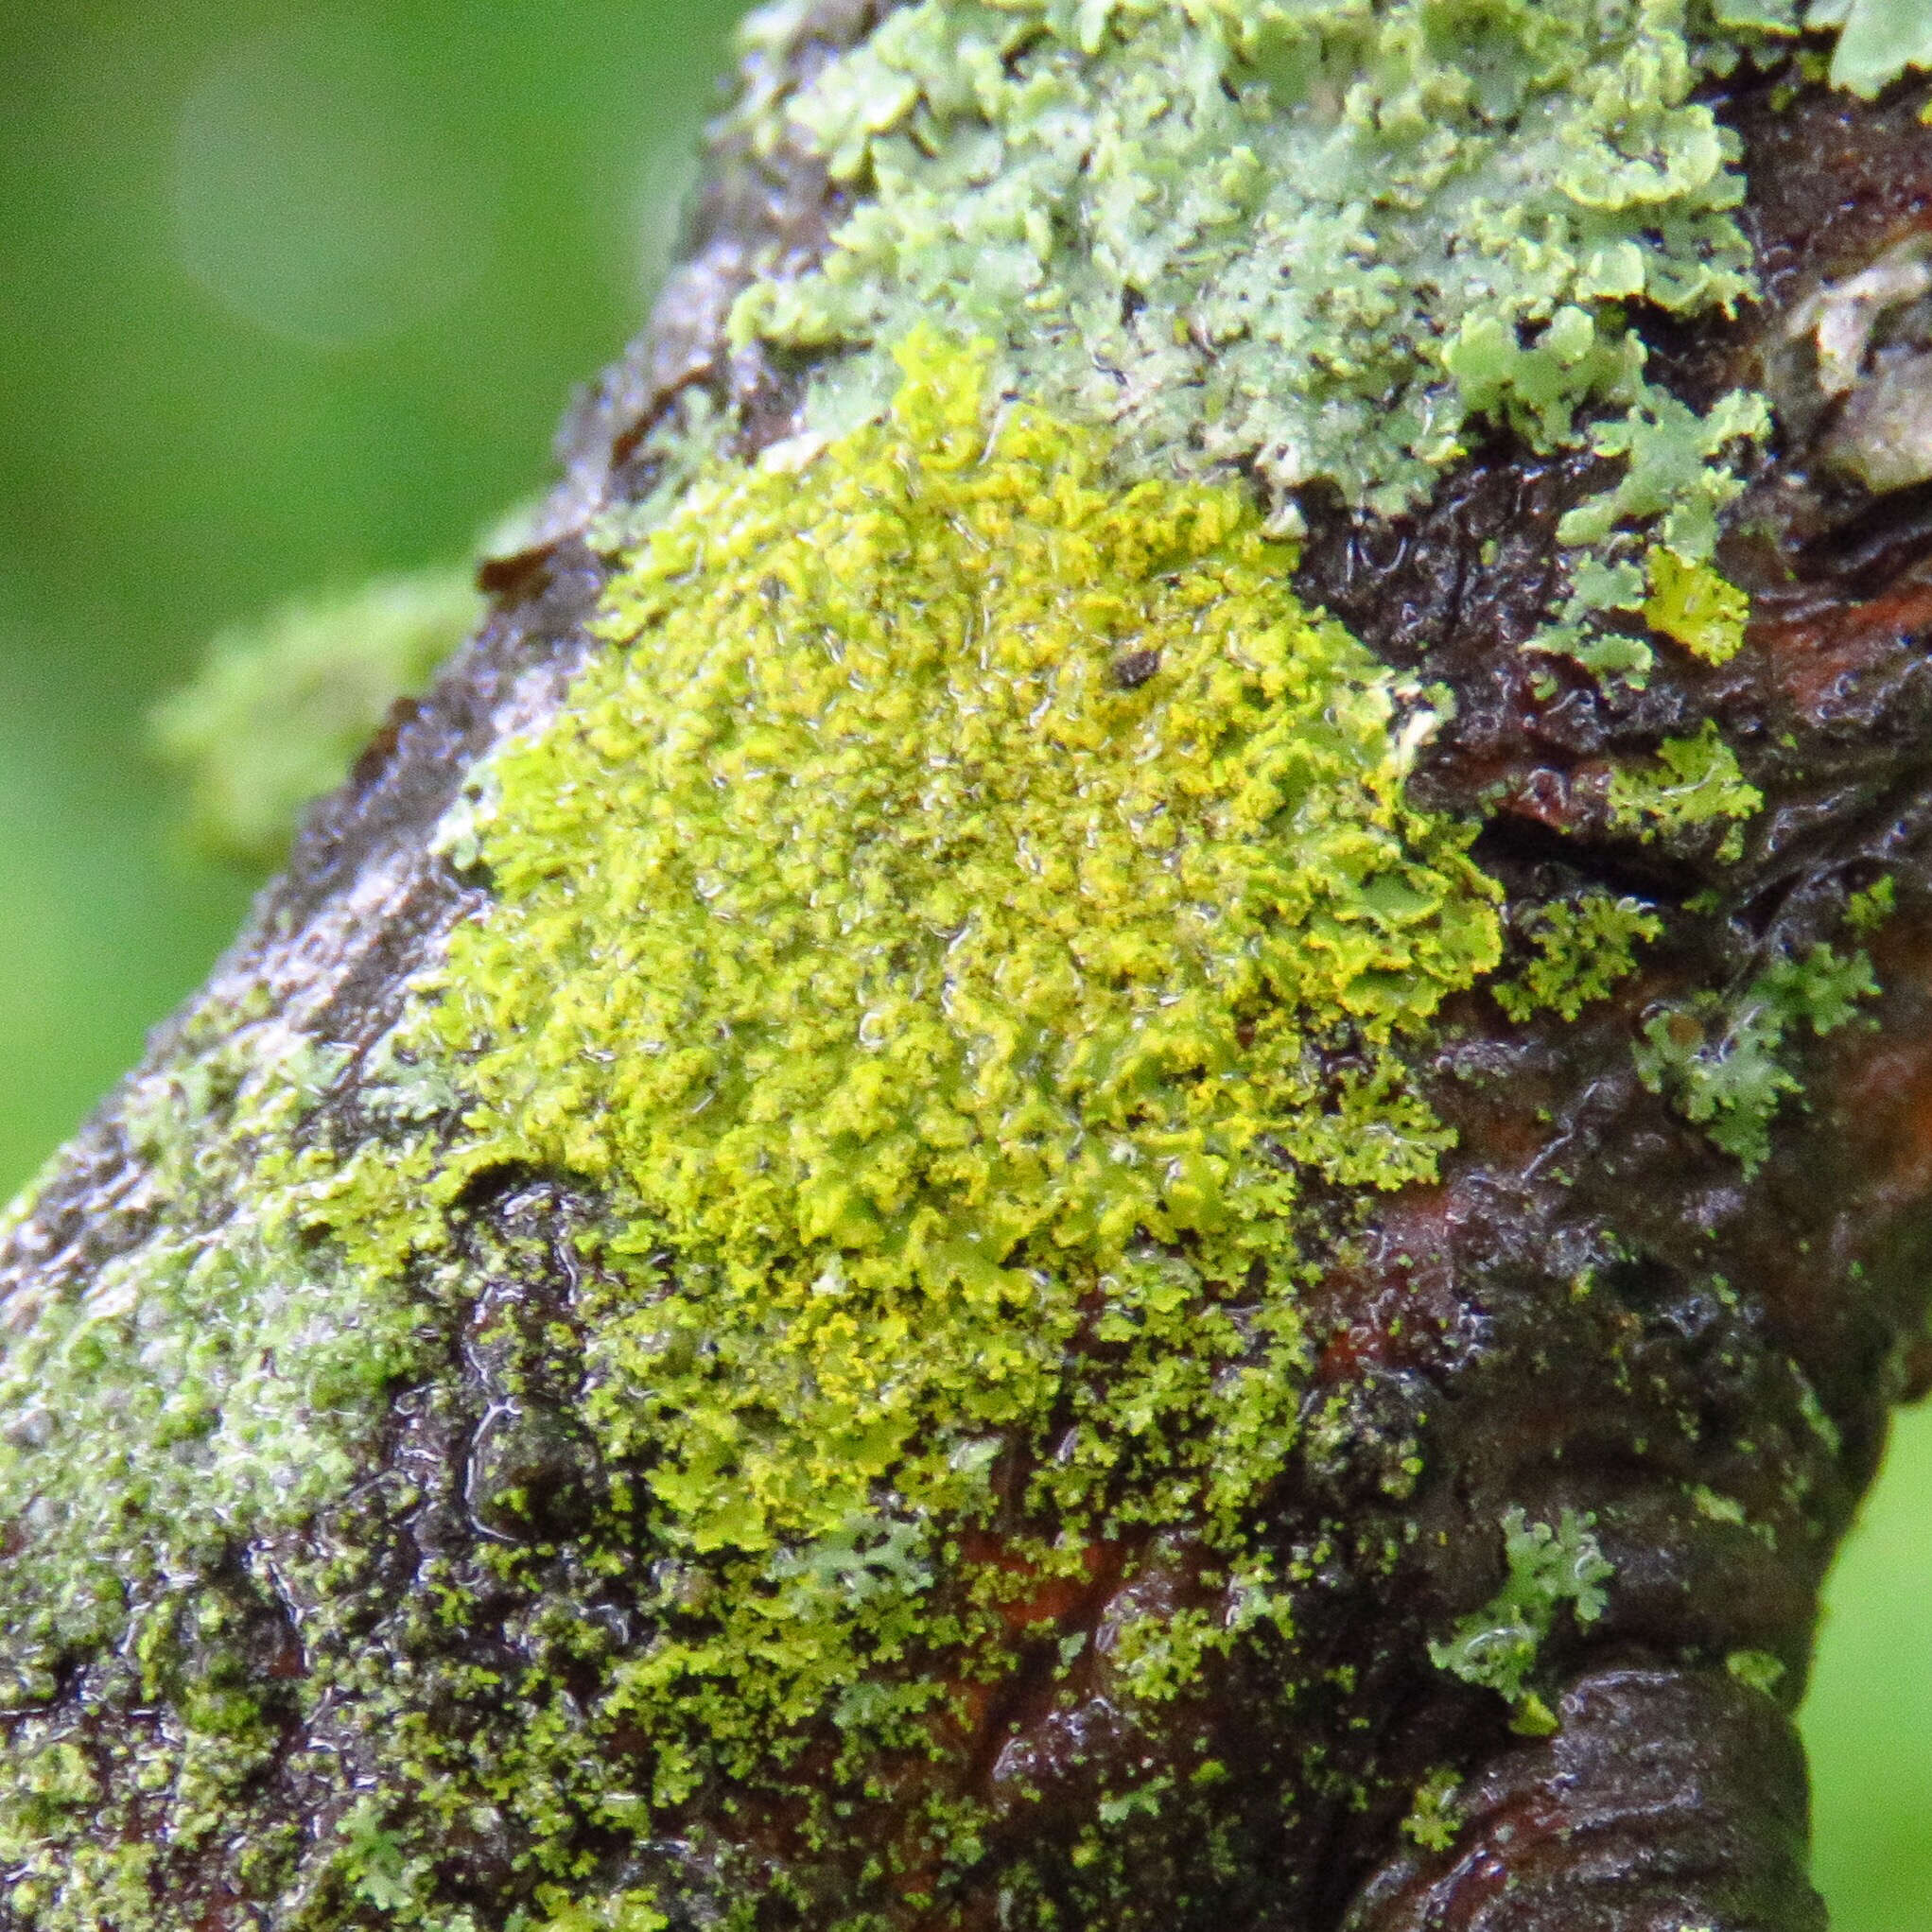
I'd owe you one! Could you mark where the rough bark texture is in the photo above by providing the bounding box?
[5,15,1932,1932]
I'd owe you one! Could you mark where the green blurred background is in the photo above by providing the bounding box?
[0,3,1925,1922]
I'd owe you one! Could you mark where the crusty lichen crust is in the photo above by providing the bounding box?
[1,4,1927,1929]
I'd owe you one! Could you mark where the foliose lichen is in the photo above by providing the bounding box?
[145,2,1906,872]
[1492,892,1664,1024]
[1725,1646,1789,1697]
[1426,1506,1613,1735]
[712,0,1824,682]
[4,1,1914,1919]
[1640,549,1751,666]
[1606,720,1765,861]
[1845,875,1897,932]
[1398,1766,1466,1854]
[1632,940,1879,1173]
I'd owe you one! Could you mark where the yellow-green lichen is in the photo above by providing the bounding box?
[1725,1646,1788,1697]
[1543,388,1770,680]
[411,331,1501,1859]
[6,5,1906,1918]
[1492,892,1663,1024]
[1641,548,1751,666]
[1607,720,1764,860]
[0,332,1517,1932]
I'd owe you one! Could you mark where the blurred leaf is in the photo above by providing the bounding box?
[152,566,480,866]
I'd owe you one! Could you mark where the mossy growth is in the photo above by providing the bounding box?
[1427,1506,1612,1736]
[1493,892,1663,1025]
[397,329,1502,1891]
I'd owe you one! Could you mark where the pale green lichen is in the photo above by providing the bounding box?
[1815,0,1932,97]
[152,566,483,865]
[1633,940,1879,1173]
[1540,387,1770,679]
[583,383,736,556]
[1399,1766,1466,1854]
[1492,892,1663,1024]
[1845,874,1897,933]
[1427,1506,1612,1735]
[1607,720,1764,860]
[1693,1480,1778,1547]
[714,0,1828,680]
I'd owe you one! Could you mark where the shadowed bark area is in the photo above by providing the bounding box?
[5,19,1932,1932]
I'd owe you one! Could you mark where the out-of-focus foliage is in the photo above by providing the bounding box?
[152,566,481,865]
[0,4,1924,1926]
[1806,1401,1932,1931]
[0,0,738,1184]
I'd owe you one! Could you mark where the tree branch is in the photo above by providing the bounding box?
[3,9,1931,1930]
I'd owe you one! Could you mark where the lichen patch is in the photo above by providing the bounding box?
[390,332,1504,1894]
[707,0,1809,682]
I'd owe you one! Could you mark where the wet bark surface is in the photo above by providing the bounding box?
[6,28,1932,1932]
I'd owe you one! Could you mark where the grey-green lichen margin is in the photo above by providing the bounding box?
[1814,0,1932,99]
[599,0,1878,685]
[1631,940,1880,1175]
[0,1001,434,1924]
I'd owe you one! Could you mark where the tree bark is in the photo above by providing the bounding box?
[4,9,1932,1931]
